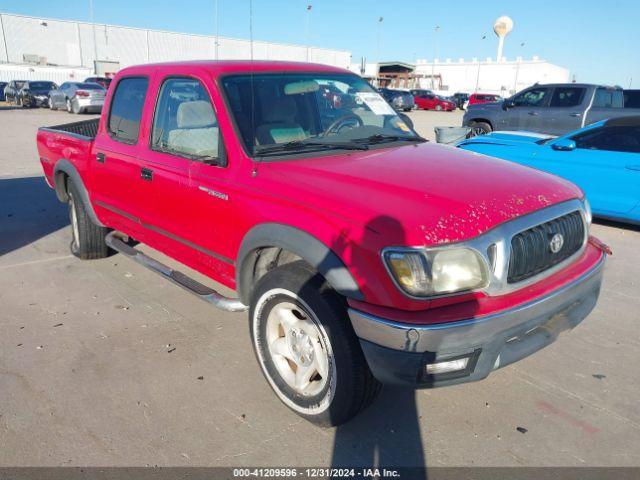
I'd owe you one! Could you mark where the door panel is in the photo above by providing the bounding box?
[91,76,150,229]
[546,87,587,135]
[535,147,639,215]
[138,73,236,282]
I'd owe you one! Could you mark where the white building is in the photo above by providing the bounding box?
[414,57,570,96]
[350,57,569,96]
[0,12,352,83]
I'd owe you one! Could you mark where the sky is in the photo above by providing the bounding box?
[1,0,638,87]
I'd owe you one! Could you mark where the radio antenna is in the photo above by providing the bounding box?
[249,0,257,163]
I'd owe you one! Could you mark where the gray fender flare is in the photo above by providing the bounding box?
[236,223,364,304]
[53,159,105,227]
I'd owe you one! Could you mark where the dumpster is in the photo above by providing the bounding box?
[434,126,472,145]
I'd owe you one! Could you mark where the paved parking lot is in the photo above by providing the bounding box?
[1,106,639,468]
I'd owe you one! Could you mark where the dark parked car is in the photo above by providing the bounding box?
[379,88,415,112]
[17,81,59,107]
[3,80,27,104]
[0,81,7,101]
[452,92,469,110]
[84,76,112,89]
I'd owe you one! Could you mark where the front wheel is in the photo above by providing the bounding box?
[435,104,442,111]
[469,120,492,136]
[250,261,381,427]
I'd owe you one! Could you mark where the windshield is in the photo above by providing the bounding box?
[222,73,421,156]
[29,81,55,90]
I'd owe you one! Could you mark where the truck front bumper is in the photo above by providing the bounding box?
[349,253,605,387]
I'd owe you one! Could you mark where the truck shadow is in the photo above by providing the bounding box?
[330,387,427,470]
[0,176,69,256]
[327,215,427,475]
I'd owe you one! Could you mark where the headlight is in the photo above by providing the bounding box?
[384,247,489,297]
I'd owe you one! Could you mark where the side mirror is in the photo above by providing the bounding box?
[398,113,414,130]
[551,138,577,151]
[502,100,514,110]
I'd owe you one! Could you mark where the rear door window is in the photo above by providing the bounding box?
[550,87,586,107]
[108,77,149,144]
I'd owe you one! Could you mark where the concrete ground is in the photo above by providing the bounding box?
[1,106,639,468]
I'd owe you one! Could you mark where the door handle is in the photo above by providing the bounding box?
[626,165,640,172]
[569,113,582,117]
[527,111,539,116]
[96,152,105,163]
[140,167,153,181]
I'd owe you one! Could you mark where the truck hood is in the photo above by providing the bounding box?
[262,142,583,246]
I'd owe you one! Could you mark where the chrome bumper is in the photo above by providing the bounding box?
[350,253,605,386]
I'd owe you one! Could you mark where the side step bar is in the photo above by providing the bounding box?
[105,231,248,312]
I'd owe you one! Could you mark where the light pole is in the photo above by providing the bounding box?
[474,34,486,93]
[431,25,439,90]
[513,42,525,94]
[306,4,312,62]
[214,0,220,60]
[89,0,98,70]
[376,16,383,64]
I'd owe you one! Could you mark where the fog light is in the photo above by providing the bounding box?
[425,357,469,375]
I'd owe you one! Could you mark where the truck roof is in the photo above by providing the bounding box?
[116,60,351,77]
[534,82,622,90]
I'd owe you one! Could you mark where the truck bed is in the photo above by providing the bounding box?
[41,118,100,140]
[37,118,99,185]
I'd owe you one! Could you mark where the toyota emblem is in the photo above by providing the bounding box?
[549,233,564,253]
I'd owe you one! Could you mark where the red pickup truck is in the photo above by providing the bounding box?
[37,61,607,426]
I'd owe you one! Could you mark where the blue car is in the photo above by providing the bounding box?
[458,116,640,225]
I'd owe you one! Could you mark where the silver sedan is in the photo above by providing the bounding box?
[49,82,106,114]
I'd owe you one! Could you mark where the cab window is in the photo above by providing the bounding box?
[512,88,548,107]
[151,78,220,162]
[593,88,623,108]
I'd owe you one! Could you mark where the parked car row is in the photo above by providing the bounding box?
[2,77,110,113]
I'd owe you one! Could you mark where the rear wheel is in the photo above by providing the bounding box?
[67,181,110,260]
[250,261,381,427]
[469,120,492,136]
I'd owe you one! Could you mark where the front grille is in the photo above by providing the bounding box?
[508,211,585,283]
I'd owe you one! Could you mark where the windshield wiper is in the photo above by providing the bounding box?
[354,133,428,145]
[255,139,369,156]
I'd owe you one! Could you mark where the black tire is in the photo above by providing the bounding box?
[469,120,492,136]
[67,181,110,260]
[249,261,381,427]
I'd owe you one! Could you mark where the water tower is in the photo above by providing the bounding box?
[493,16,513,62]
